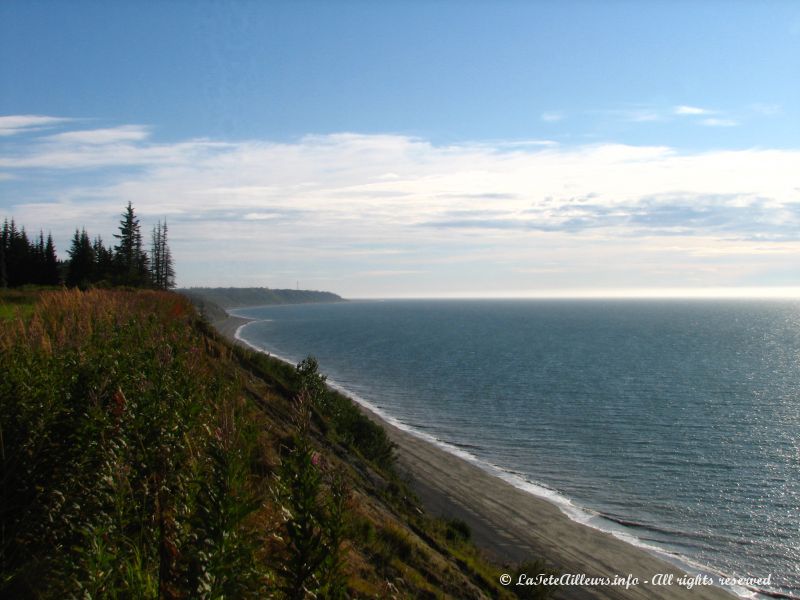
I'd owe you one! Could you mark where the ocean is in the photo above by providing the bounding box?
[232,299,800,599]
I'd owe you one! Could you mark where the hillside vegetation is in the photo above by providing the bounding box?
[0,289,550,599]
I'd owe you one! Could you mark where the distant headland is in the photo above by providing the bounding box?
[179,286,345,322]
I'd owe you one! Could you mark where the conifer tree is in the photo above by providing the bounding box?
[4,221,29,287]
[113,202,149,286]
[162,228,175,289]
[151,223,162,289]
[66,229,95,288]
[1,219,31,287]
[150,219,176,290]
[33,231,46,284]
[0,220,8,288]
[18,228,33,285]
[92,236,114,285]
[44,233,60,285]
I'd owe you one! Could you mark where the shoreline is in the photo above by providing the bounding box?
[215,313,737,600]
[212,313,256,346]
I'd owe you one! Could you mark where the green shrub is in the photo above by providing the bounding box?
[444,518,472,543]
[295,356,396,471]
[271,390,348,600]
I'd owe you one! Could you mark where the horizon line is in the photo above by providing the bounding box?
[342,286,800,301]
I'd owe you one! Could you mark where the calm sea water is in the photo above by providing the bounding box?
[233,300,800,599]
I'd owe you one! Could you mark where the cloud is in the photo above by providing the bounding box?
[674,105,711,116]
[418,193,796,239]
[496,140,558,148]
[750,103,781,116]
[541,112,564,122]
[3,123,800,294]
[601,107,667,123]
[701,118,737,127]
[243,212,281,220]
[670,106,740,128]
[356,269,425,277]
[45,125,151,144]
[627,110,662,122]
[0,138,229,169]
[436,193,518,201]
[0,114,72,136]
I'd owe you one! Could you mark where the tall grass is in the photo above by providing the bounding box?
[0,290,270,597]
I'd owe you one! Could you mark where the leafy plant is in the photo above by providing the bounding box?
[295,355,396,471]
[271,388,348,600]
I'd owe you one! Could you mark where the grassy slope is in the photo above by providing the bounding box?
[1,289,550,599]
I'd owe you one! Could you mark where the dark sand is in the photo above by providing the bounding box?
[213,314,254,345]
[216,314,735,600]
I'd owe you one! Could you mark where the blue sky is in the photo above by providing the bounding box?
[1,1,799,297]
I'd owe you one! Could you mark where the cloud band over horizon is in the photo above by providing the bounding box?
[1,116,799,297]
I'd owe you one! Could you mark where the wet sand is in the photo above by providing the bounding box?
[213,314,253,345]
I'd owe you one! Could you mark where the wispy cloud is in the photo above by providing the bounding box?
[0,138,229,169]
[701,118,737,127]
[0,114,72,136]
[751,103,781,116]
[672,106,741,128]
[496,140,558,148]
[621,109,662,122]
[45,125,151,144]
[600,106,673,123]
[541,111,564,122]
[356,269,426,277]
[674,105,711,116]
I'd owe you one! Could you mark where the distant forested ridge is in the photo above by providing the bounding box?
[180,287,344,312]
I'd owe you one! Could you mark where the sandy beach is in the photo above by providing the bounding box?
[375,417,736,600]
[213,314,254,343]
[216,314,736,600]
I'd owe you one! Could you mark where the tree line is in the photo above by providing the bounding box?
[1,202,175,290]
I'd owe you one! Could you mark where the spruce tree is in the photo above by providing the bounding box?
[113,202,149,286]
[17,228,32,286]
[92,236,114,285]
[4,221,31,287]
[151,222,162,289]
[44,234,59,285]
[162,221,175,290]
[0,220,8,288]
[150,219,175,290]
[66,229,95,288]
[33,231,46,284]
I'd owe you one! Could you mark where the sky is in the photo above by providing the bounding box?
[1,0,799,298]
